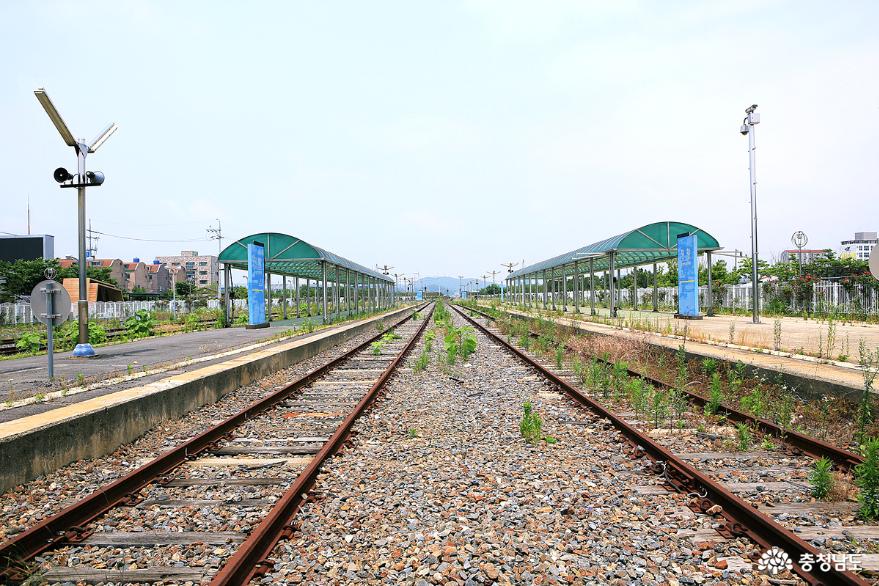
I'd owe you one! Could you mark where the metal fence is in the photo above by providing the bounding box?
[0,299,217,325]
[492,280,879,316]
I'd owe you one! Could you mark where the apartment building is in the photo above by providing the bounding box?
[779,249,829,264]
[123,259,149,292]
[145,261,172,293]
[841,231,877,261]
[154,250,219,288]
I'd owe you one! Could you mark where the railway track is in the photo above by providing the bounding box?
[451,302,871,586]
[0,303,432,585]
[462,303,864,470]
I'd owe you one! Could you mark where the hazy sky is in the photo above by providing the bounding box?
[2,1,877,283]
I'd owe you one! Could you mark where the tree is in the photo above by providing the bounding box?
[479,284,501,295]
[0,258,59,302]
[175,281,195,296]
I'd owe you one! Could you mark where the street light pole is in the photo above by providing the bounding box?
[741,104,761,324]
[35,88,117,357]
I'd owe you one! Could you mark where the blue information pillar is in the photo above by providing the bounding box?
[676,234,701,319]
[247,242,268,328]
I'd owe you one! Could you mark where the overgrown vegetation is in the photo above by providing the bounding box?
[856,438,879,520]
[810,457,834,499]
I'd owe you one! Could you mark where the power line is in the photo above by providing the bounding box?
[90,229,210,243]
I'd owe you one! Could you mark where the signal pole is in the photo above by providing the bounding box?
[740,105,761,323]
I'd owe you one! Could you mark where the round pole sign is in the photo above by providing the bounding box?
[30,280,72,326]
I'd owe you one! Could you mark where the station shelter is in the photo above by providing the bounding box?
[218,233,395,326]
[506,221,721,317]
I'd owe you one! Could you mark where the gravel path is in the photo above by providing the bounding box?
[259,307,772,585]
[0,324,398,543]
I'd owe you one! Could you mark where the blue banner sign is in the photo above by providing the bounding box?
[415,290,423,301]
[677,234,699,317]
[247,242,267,326]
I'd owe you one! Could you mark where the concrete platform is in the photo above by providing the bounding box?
[0,305,414,491]
[0,310,367,404]
[521,304,879,364]
[484,303,866,401]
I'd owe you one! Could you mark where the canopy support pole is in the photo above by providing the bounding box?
[573,261,580,313]
[706,251,715,316]
[321,262,328,324]
[589,258,596,315]
[266,271,272,322]
[542,270,548,308]
[282,276,287,320]
[609,252,617,318]
[561,267,567,312]
[223,264,230,327]
[632,268,638,311]
[295,276,300,317]
[653,263,659,312]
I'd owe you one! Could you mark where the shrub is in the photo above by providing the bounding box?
[124,309,156,339]
[15,331,44,354]
[736,424,752,451]
[701,358,717,377]
[704,372,723,415]
[810,457,833,499]
[856,438,879,520]
[520,402,543,444]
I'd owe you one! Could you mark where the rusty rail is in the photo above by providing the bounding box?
[0,304,429,583]
[462,303,864,470]
[211,304,433,584]
[451,303,867,586]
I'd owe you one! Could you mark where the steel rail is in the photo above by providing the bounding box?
[0,304,429,582]
[211,304,434,584]
[450,303,868,586]
[462,304,863,470]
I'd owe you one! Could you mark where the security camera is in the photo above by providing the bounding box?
[740,124,749,135]
[86,171,105,185]
[53,167,73,183]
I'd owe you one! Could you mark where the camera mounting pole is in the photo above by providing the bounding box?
[35,88,117,357]
[740,104,760,324]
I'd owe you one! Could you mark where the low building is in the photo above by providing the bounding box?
[155,250,219,288]
[0,234,54,261]
[123,259,149,292]
[841,231,877,261]
[87,258,125,289]
[145,261,172,293]
[779,249,830,264]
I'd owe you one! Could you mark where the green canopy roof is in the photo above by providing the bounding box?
[219,232,393,282]
[509,221,721,278]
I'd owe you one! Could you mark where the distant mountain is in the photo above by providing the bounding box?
[398,276,495,296]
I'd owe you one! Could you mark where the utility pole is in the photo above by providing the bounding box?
[86,219,99,260]
[458,275,464,299]
[740,104,761,323]
[207,218,223,305]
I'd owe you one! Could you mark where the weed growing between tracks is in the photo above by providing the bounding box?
[811,457,834,499]
[856,438,879,520]
[489,308,879,450]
